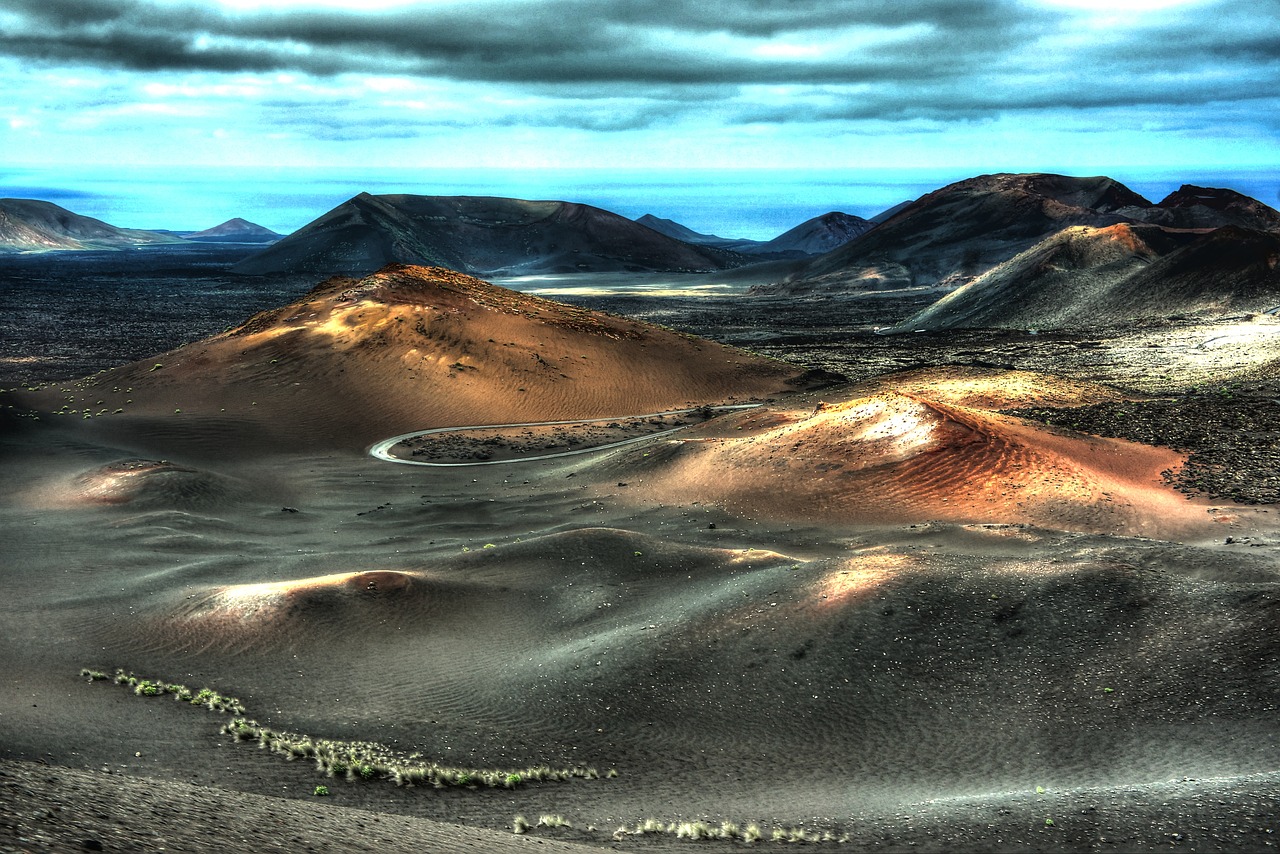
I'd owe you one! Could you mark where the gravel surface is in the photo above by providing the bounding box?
[1008,376,1280,505]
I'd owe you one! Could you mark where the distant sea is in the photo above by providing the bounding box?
[1,166,1276,241]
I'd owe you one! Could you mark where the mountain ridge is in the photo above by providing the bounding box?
[0,198,184,252]
[234,194,750,277]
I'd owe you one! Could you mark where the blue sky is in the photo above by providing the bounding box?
[0,0,1277,235]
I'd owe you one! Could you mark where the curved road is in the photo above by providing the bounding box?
[368,404,761,467]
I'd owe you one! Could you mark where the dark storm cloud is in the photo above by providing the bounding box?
[0,0,1033,83]
[1,0,1275,124]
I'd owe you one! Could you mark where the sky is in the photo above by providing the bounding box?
[0,0,1277,236]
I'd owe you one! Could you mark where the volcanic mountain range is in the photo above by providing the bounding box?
[5,173,1279,332]
[752,174,1280,301]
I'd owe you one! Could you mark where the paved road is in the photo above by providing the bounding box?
[368,404,761,467]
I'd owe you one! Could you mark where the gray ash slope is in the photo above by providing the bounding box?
[888,224,1280,332]
[234,193,749,276]
[0,198,183,252]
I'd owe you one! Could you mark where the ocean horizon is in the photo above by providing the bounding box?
[2,165,1276,242]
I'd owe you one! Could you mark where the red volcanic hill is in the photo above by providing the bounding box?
[753,173,1148,296]
[233,193,748,277]
[603,379,1206,538]
[19,265,818,453]
[0,198,183,252]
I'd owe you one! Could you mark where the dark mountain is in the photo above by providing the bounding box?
[0,198,184,252]
[234,194,748,276]
[634,214,739,247]
[637,211,871,258]
[1097,225,1280,315]
[887,224,1280,332]
[751,173,1150,296]
[869,200,914,224]
[1121,185,1280,232]
[756,211,874,256]
[184,218,281,244]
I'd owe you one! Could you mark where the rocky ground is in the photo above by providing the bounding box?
[1008,379,1280,506]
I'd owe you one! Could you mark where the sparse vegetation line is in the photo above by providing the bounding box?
[82,668,613,793]
[367,404,761,467]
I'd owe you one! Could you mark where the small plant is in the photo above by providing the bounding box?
[79,669,108,682]
[536,814,571,829]
[512,815,529,835]
[313,785,329,796]
[676,821,715,840]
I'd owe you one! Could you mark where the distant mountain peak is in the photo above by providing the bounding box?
[0,198,182,252]
[185,218,281,243]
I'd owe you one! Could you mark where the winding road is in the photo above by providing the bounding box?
[368,404,761,467]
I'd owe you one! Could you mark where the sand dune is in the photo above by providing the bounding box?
[144,528,798,654]
[850,365,1129,410]
[16,264,818,454]
[602,385,1205,537]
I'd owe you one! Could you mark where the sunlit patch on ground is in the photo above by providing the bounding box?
[813,552,912,606]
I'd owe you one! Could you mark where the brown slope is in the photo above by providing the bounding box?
[233,193,747,276]
[752,173,1147,296]
[18,265,816,454]
[602,386,1207,538]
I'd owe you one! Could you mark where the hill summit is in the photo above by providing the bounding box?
[21,264,819,452]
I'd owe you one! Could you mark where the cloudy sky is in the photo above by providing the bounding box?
[0,0,1276,231]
